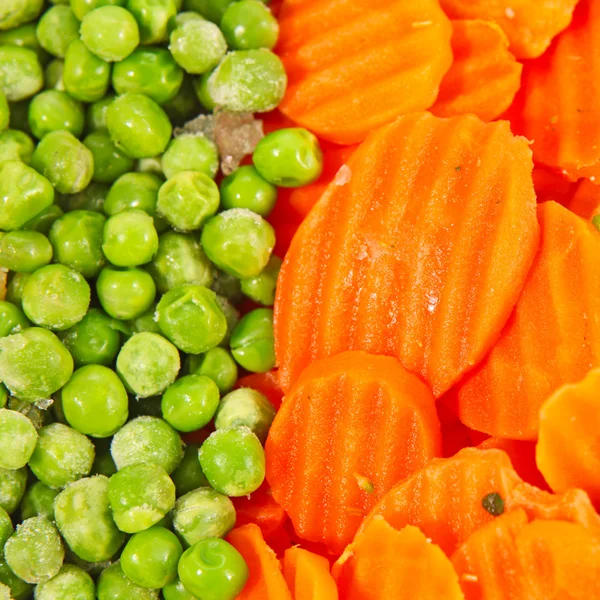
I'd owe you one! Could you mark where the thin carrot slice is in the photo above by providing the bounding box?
[227,524,293,600]
[236,370,284,411]
[455,201,600,439]
[438,0,578,59]
[276,0,453,144]
[432,20,522,122]
[566,179,600,219]
[537,368,600,507]
[283,547,338,600]
[265,350,441,554]
[333,518,465,600]
[508,0,600,180]
[531,166,577,205]
[275,112,539,396]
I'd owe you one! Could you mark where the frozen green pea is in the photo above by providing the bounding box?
[63,40,111,103]
[0,231,53,273]
[86,95,114,132]
[230,307,275,373]
[36,6,80,59]
[0,129,34,166]
[97,562,159,600]
[4,517,64,584]
[102,209,159,267]
[111,415,183,472]
[169,19,226,75]
[70,0,126,20]
[170,443,208,497]
[220,165,277,217]
[162,579,196,600]
[0,328,73,402]
[0,23,45,55]
[105,172,162,218]
[83,132,135,184]
[0,559,33,600]
[162,74,201,126]
[54,475,125,562]
[96,266,156,320]
[0,507,12,550]
[57,181,108,213]
[0,409,37,469]
[81,6,139,62]
[0,46,43,102]
[22,203,64,234]
[0,467,26,515]
[44,59,65,90]
[240,255,281,306]
[215,294,240,346]
[167,11,203,35]
[162,134,218,179]
[0,0,44,30]
[127,302,161,334]
[187,347,238,395]
[19,481,58,521]
[127,0,177,45]
[108,462,175,533]
[34,564,95,600]
[193,71,216,111]
[221,0,278,50]
[182,0,233,23]
[1,281,29,318]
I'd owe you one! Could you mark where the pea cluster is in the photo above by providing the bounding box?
[0,0,324,598]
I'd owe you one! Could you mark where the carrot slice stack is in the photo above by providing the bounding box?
[531,166,577,205]
[276,0,453,143]
[265,350,441,554]
[333,518,465,600]
[283,547,338,600]
[432,20,522,122]
[455,201,600,439]
[438,0,578,59]
[275,112,539,396]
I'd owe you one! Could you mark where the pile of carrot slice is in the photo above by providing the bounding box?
[233,0,600,597]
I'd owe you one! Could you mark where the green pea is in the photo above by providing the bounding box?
[182,0,234,23]
[34,564,95,600]
[63,40,111,103]
[0,468,27,514]
[19,481,58,520]
[127,302,161,334]
[0,161,54,231]
[214,294,241,344]
[108,462,175,532]
[172,487,235,546]
[102,209,159,267]
[240,255,281,306]
[22,203,64,234]
[187,347,238,395]
[121,526,182,588]
[0,328,73,402]
[162,74,201,126]
[29,423,94,488]
[4,517,64,584]
[162,134,218,180]
[157,171,220,232]
[81,6,139,62]
[0,46,43,102]
[31,130,94,194]
[5,274,31,309]
[0,22,46,56]
[193,71,216,111]
[253,128,323,187]
[207,49,286,113]
[36,6,80,59]
[0,558,33,600]
[70,0,126,21]
[162,579,196,600]
[170,443,209,497]
[0,386,6,408]
[148,231,213,294]
[112,47,183,104]
[0,92,7,132]
[230,307,275,373]
[57,181,108,213]
[166,11,203,35]
[49,210,106,278]
[199,426,265,496]
[83,131,135,184]
[178,538,248,600]
[107,93,172,159]
[201,209,275,278]
[0,231,53,273]
[220,165,277,217]
[44,59,65,91]
[221,0,278,50]
[54,475,125,562]
[0,129,35,166]
[126,0,177,45]
[97,562,159,600]
[0,0,44,30]
[86,94,114,132]
[0,507,12,550]
[169,20,226,75]
[22,264,90,331]
[96,266,156,320]
[0,409,37,469]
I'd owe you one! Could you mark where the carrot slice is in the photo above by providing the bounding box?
[531,166,578,205]
[508,0,600,180]
[227,524,293,600]
[275,112,539,396]
[236,370,284,411]
[432,20,522,122]
[537,368,600,506]
[265,350,441,554]
[438,0,578,59]
[276,0,453,144]
[333,518,465,600]
[455,201,600,439]
[566,179,600,219]
[283,547,338,600]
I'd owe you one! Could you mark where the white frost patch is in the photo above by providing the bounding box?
[505,7,515,19]
[334,164,352,186]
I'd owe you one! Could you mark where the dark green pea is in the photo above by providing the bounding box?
[162,74,201,126]
[83,131,135,184]
[193,71,216,111]
[70,0,127,21]
[63,40,111,103]
[0,129,35,166]
[0,386,6,408]
[230,307,275,373]
[92,445,117,477]
[170,443,209,497]
[0,0,44,30]
[96,266,156,320]
[0,23,49,66]
[0,506,12,550]
[57,181,109,213]
[21,203,64,234]
[6,273,31,308]
[0,467,27,514]
[163,579,196,600]
[102,209,159,267]
[187,346,237,395]
[127,302,161,334]
[86,95,114,132]
[44,59,65,90]
[0,91,7,132]
[221,0,279,50]
[97,562,158,600]
[240,255,281,305]
[169,20,226,75]
[482,492,505,516]
[19,481,58,521]
[35,564,95,600]
[0,46,43,102]
[220,165,277,217]
[215,294,240,347]
[126,0,177,45]
[210,269,242,303]
[8,99,32,134]
[49,210,106,278]
[128,395,163,419]
[182,0,234,23]
[0,230,52,273]
[36,6,80,59]
[0,558,33,600]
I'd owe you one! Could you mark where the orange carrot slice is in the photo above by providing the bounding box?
[438,0,578,59]
[284,547,338,600]
[537,368,600,506]
[227,524,293,600]
[265,350,441,554]
[276,0,453,144]
[531,166,578,205]
[275,112,539,396]
[566,179,600,219]
[333,518,465,600]
[432,20,522,121]
[236,370,284,411]
[455,201,600,439]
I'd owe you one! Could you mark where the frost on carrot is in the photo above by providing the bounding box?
[275,112,539,396]
[333,518,465,600]
[275,0,453,144]
[438,0,578,59]
[455,201,600,440]
[283,547,338,600]
[265,350,441,555]
[431,20,522,122]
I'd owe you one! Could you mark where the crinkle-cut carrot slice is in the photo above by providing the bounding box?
[283,547,338,600]
[275,0,453,144]
[566,179,600,219]
[455,201,600,440]
[438,0,578,59]
[236,370,284,411]
[227,524,293,600]
[508,0,600,180]
[275,112,539,396]
[537,368,600,507]
[265,350,441,555]
[333,518,465,600]
[432,20,522,122]
[531,166,578,205]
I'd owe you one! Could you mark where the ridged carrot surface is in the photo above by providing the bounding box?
[227,524,292,600]
[283,547,338,600]
[455,201,600,439]
[333,518,465,600]
[431,20,522,122]
[265,350,441,555]
[567,179,600,219]
[438,0,578,59]
[275,112,539,396]
[236,371,284,411]
[508,0,600,180]
[536,368,600,507]
[275,0,453,144]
